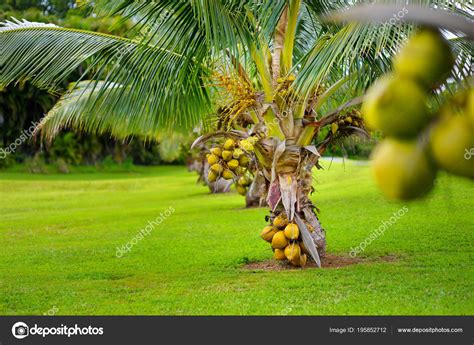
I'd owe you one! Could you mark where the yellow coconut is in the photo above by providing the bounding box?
[222,169,234,180]
[260,226,278,242]
[238,176,252,187]
[430,115,474,179]
[224,139,236,150]
[210,147,222,157]
[372,139,437,200]
[284,242,301,262]
[294,254,307,267]
[271,231,289,249]
[236,184,247,196]
[233,148,244,159]
[394,28,454,88]
[273,214,289,229]
[362,75,430,138]
[228,159,239,170]
[238,155,250,167]
[274,248,286,260]
[284,223,300,240]
[222,150,233,162]
[208,170,218,183]
[210,163,224,174]
[207,154,219,165]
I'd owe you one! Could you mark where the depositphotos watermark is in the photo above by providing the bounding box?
[113,9,174,69]
[367,2,408,30]
[11,321,103,339]
[43,306,59,316]
[0,118,47,160]
[350,206,409,257]
[464,148,474,160]
[115,206,175,258]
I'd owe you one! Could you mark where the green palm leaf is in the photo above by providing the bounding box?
[0,18,212,132]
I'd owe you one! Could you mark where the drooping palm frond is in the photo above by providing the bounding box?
[0,19,212,133]
[0,19,130,92]
[41,81,131,139]
[40,79,209,140]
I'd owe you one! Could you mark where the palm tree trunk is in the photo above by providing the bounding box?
[264,141,326,264]
[298,156,326,256]
[299,202,326,257]
[245,171,267,207]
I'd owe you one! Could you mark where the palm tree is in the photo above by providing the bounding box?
[1,1,471,266]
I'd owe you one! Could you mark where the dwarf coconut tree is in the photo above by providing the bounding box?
[1,0,472,266]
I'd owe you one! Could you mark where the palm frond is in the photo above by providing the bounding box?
[0,18,59,32]
[93,0,252,55]
[40,80,208,140]
[0,20,129,91]
[0,20,212,132]
[293,0,473,105]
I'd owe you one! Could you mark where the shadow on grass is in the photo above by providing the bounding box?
[241,254,400,271]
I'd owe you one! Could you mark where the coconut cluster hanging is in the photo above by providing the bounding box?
[260,212,317,267]
[362,28,473,201]
[206,137,257,195]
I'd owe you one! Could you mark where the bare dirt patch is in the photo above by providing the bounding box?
[242,254,399,271]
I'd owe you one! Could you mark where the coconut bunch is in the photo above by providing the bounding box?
[212,72,257,131]
[206,137,258,195]
[330,110,365,136]
[260,212,315,267]
[362,28,473,200]
[315,109,369,156]
[275,74,296,100]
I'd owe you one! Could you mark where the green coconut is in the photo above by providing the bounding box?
[362,75,430,138]
[371,139,437,200]
[394,28,454,88]
[430,115,474,179]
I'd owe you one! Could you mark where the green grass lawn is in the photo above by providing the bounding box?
[0,161,473,315]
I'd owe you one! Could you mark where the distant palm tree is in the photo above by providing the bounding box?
[1,0,471,266]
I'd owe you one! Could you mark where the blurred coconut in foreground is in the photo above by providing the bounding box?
[372,139,436,200]
[362,28,473,201]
